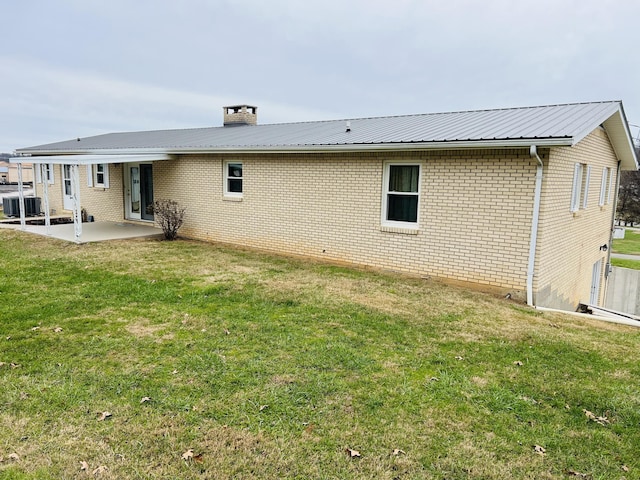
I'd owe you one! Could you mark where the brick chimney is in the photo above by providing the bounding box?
[223,105,257,126]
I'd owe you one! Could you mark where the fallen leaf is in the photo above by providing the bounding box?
[345,447,361,458]
[259,404,268,411]
[392,448,406,456]
[80,460,89,471]
[223,329,230,335]
[182,449,194,461]
[565,470,589,478]
[193,453,204,463]
[5,336,10,340]
[10,363,20,369]
[8,453,20,461]
[454,356,464,361]
[31,326,40,331]
[533,445,546,455]
[583,409,610,426]
[140,397,151,404]
[513,360,524,366]
[565,404,571,410]
[171,369,178,375]
[53,327,63,333]
[622,465,629,472]
[92,465,108,475]
[201,329,206,332]
[97,411,112,421]
[0,362,5,367]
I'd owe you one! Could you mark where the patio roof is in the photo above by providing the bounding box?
[10,153,172,165]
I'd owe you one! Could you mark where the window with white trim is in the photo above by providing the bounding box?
[224,161,243,196]
[382,162,421,228]
[570,163,590,212]
[86,164,110,188]
[36,163,55,184]
[599,167,612,206]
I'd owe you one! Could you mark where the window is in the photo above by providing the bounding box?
[382,163,421,228]
[570,163,590,212]
[86,164,109,188]
[599,167,613,206]
[36,163,54,184]
[224,162,243,196]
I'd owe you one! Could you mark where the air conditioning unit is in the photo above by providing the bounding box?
[2,197,42,217]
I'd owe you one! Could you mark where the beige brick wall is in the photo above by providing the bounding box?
[153,149,538,292]
[34,163,124,221]
[29,134,618,308]
[535,128,618,310]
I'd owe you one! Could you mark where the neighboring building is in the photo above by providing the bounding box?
[10,102,639,311]
[0,160,33,184]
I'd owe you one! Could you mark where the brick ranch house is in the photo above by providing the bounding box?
[11,101,638,311]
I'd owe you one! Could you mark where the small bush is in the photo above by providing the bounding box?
[151,199,185,240]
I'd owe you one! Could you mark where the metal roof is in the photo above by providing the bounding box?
[15,101,638,170]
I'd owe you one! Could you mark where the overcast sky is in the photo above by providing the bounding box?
[1,0,640,153]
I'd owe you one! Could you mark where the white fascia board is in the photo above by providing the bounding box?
[567,102,622,146]
[11,153,173,165]
[13,138,574,158]
[603,109,639,171]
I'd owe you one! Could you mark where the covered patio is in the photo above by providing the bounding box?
[0,220,162,243]
[9,153,171,243]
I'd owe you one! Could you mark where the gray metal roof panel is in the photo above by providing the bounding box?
[16,101,625,152]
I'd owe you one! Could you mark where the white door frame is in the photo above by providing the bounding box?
[62,164,74,210]
[124,163,154,221]
[590,259,603,305]
[125,163,142,220]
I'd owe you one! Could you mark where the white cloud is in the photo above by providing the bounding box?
[0,56,336,151]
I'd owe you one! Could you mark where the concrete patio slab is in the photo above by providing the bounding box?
[0,220,163,243]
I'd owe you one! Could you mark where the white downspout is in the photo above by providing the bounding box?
[602,160,622,301]
[527,145,544,306]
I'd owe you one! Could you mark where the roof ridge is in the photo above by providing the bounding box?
[100,100,623,136]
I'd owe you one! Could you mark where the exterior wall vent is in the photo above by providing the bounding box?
[223,105,258,126]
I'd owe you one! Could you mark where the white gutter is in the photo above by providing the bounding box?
[526,145,544,306]
[13,138,576,158]
[607,161,622,274]
[10,153,172,165]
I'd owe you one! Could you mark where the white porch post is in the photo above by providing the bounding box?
[17,163,26,230]
[71,164,82,242]
[40,163,51,235]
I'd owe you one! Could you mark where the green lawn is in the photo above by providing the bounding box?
[611,257,640,270]
[1,230,639,479]
[612,229,640,255]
